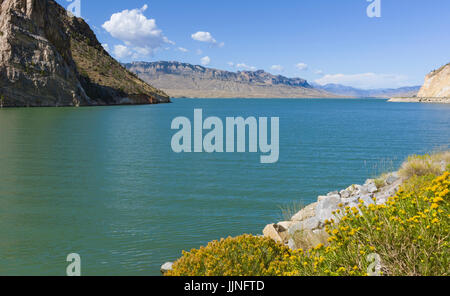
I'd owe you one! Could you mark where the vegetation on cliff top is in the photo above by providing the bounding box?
[70,32,168,101]
[168,152,450,276]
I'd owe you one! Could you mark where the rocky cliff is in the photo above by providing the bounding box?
[124,61,337,99]
[417,63,450,98]
[0,0,169,107]
[389,63,450,103]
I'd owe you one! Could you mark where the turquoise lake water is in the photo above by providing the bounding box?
[0,98,449,275]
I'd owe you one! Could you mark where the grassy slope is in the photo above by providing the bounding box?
[70,36,168,100]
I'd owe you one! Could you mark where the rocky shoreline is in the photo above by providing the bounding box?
[388,97,450,104]
[161,171,404,274]
[262,172,403,250]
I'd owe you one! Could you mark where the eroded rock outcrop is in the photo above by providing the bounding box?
[417,63,450,98]
[0,0,170,107]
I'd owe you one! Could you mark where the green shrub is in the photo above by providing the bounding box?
[374,173,388,189]
[281,171,450,276]
[167,235,291,276]
[291,229,329,251]
[431,151,450,165]
[279,201,305,221]
[399,154,443,179]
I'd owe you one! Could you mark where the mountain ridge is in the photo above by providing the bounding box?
[128,61,313,88]
[124,61,338,99]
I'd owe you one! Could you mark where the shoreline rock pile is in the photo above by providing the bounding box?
[162,172,404,273]
[263,172,403,250]
[388,97,450,104]
[161,262,174,274]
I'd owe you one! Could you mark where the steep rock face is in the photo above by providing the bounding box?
[0,0,170,107]
[124,61,337,99]
[417,63,450,98]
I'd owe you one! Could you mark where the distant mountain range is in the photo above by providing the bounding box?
[124,61,421,99]
[124,61,336,98]
[311,83,421,98]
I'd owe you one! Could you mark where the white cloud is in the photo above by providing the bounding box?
[113,45,133,59]
[200,56,211,66]
[192,31,215,42]
[314,73,413,89]
[178,47,188,52]
[236,63,257,71]
[191,31,224,47]
[271,65,284,72]
[133,46,152,56]
[228,62,257,71]
[112,45,155,60]
[315,70,324,75]
[102,5,172,59]
[295,63,308,71]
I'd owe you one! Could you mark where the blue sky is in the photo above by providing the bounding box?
[57,0,450,89]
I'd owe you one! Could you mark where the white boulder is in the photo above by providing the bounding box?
[292,202,317,222]
[161,262,173,274]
